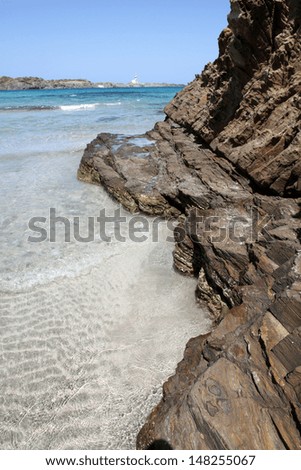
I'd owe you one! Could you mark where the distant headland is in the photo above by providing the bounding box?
[0,76,184,90]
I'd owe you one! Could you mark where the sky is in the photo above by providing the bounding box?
[0,0,230,84]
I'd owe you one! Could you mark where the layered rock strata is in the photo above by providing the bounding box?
[78,0,301,449]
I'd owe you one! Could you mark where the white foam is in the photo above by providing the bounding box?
[60,103,98,111]
[104,101,122,106]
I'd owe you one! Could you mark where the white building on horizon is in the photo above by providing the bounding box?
[130,74,139,85]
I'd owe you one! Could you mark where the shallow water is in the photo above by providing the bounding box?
[0,88,210,449]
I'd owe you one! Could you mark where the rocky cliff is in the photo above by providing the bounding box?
[78,0,301,449]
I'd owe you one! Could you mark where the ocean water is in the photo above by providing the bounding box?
[0,88,210,449]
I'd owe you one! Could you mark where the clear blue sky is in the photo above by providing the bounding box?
[1,0,230,84]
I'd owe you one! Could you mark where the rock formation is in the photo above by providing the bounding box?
[78,0,301,449]
[0,76,184,90]
[0,76,95,90]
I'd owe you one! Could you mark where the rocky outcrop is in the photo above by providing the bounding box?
[0,76,184,90]
[78,0,301,449]
[0,76,95,90]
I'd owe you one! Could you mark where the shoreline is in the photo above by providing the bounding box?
[0,76,185,91]
[0,86,209,449]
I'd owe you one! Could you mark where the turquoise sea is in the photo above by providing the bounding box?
[0,87,210,449]
[0,87,182,288]
[0,87,181,157]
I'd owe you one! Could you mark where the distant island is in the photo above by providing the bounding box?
[0,76,184,90]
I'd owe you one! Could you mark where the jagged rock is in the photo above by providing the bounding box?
[78,0,301,449]
[165,0,301,198]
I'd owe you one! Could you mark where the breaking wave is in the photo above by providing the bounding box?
[59,103,98,111]
[0,102,123,112]
[104,101,122,106]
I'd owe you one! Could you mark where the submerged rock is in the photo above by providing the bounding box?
[78,0,301,449]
